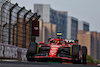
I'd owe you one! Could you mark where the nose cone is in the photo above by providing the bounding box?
[49,45,60,57]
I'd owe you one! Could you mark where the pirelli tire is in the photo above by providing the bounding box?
[26,42,37,61]
[72,45,81,58]
[71,45,81,64]
[82,46,87,64]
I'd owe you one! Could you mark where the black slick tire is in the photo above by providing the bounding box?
[26,42,37,61]
[82,46,87,64]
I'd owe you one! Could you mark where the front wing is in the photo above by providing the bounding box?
[33,56,73,62]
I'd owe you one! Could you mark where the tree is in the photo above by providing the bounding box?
[87,55,94,63]
[94,60,99,64]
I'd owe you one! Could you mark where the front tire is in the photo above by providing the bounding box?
[26,42,37,61]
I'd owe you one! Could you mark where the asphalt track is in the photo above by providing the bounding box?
[0,61,98,67]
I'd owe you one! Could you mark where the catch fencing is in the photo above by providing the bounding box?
[0,0,40,48]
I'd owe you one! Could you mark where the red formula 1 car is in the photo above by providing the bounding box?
[26,38,87,64]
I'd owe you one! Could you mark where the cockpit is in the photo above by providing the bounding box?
[49,39,67,45]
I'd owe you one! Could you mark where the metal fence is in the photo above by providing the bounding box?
[0,0,40,48]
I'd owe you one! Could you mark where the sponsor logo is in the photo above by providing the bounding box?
[34,27,39,30]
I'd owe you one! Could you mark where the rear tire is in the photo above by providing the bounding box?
[72,45,81,64]
[82,46,87,64]
[26,42,37,61]
[72,45,81,58]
